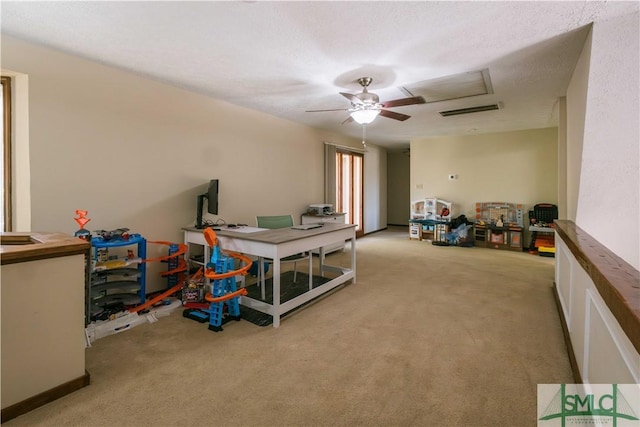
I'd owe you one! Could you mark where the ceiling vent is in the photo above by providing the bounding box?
[400,69,494,103]
[439,103,501,117]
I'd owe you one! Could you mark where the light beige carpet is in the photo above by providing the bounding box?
[4,226,573,426]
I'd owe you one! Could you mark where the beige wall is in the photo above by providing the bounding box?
[1,255,86,408]
[410,128,558,220]
[1,36,388,291]
[387,151,410,225]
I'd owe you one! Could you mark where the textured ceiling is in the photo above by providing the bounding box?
[1,1,637,150]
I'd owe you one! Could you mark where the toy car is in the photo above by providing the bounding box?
[94,228,130,241]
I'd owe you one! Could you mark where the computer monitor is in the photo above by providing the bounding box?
[195,179,219,229]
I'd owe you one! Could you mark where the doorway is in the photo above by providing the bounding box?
[336,149,364,238]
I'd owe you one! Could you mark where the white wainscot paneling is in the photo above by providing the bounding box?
[585,288,640,384]
[555,236,640,384]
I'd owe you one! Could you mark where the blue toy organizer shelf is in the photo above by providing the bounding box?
[90,234,147,317]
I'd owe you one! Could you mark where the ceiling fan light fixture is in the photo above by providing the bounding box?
[350,108,380,124]
[308,76,423,124]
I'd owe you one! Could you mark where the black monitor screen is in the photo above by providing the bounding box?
[207,179,219,215]
[196,179,219,229]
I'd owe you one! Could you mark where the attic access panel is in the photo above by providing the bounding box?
[400,69,494,104]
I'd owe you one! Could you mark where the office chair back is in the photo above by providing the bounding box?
[256,215,294,229]
[254,214,309,298]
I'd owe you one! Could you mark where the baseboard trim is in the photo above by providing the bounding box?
[551,284,582,383]
[1,370,90,423]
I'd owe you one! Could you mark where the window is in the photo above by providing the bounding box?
[324,142,365,237]
[336,149,364,237]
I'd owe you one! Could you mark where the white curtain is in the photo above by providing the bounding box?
[324,143,337,207]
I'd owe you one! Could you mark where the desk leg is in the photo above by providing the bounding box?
[351,235,356,284]
[183,232,190,266]
[272,259,281,328]
[259,257,266,301]
[203,244,211,289]
[308,251,313,292]
[319,247,325,278]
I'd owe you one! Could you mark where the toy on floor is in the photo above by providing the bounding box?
[82,228,189,345]
[182,267,207,308]
[84,239,188,346]
[198,227,252,332]
[85,297,183,344]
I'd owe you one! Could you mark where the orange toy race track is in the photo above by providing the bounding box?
[128,240,188,313]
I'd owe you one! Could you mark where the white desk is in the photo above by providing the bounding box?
[301,213,347,254]
[182,223,356,327]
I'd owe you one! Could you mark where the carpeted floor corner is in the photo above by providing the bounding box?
[4,227,573,427]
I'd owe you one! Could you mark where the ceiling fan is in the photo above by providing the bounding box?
[306,77,426,124]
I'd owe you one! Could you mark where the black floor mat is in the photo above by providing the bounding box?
[241,271,333,327]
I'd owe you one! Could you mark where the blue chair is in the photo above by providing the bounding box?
[255,215,311,299]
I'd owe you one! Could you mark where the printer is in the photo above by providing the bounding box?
[308,204,333,215]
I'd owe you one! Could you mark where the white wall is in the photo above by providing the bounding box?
[565,29,591,223]
[1,36,387,290]
[557,97,567,220]
[572,13,639,270]
[410,128,558,220]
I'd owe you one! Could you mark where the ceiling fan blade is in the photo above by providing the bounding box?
[341,116,354,125]
[340,92,364,105]
[379,109,411,121]
[381,96,426,108]
[305,108,349,112]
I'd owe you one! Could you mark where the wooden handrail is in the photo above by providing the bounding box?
[554,220,640,354]
[1,232,90,265]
